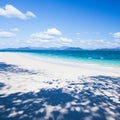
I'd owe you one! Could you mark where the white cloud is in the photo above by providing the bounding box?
[77,38,120,49]
[10,27,19,32]
[30,28,62,40]
[47,28,62,36]
[29,28,73,47]
[30,32,54,39]
[114,39,120,43]
[60,37,72,43]
[0,4,36,19]
[0,30,16,38]
[113,32,120,39]
[26,11,36,18]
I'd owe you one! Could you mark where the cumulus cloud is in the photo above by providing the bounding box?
[47,28,62,36]
[0,4,36,19]
[30,28,62,40]
[60,37,72,43]
[113,32,120,39]
[26,11,36,18]
[30,33,54,39]
[30,28,73,47]
[28,28,73,47]
[0,30,16,38]
[77,38,120,49]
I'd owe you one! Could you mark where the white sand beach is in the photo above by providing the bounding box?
[0,52,120,120]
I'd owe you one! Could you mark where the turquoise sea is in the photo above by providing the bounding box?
[1,50,120,67]
[0,49,120,67]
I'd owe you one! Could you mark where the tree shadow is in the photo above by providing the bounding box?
[0,82,5,89]
[0,62,37,74]
[0,65,120,120]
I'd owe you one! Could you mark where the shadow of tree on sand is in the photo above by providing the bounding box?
[0,62,120,120]
[0,75,120,120]
[0,62,37,74]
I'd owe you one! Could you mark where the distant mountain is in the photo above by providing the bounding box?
[0,47,83,51]
[63,47,83,50]
[0,47,120,51]
[95,48,120,51]
[6,47,31,50]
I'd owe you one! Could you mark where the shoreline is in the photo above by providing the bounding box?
[1,51,120,68]
[28,52,120,68]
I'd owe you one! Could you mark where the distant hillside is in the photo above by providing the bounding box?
[0,47,120,51]
[63,47,83,50]
[95,48,120,51]
[0,47,83,51]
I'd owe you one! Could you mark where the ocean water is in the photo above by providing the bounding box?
[1,49,120,67]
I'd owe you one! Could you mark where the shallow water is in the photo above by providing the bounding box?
[1,50,120,67]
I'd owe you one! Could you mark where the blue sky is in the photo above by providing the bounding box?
[0,0,120,49]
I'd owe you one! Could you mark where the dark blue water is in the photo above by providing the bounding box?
[1,50,120,67]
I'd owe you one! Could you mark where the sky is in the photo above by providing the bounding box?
[0,0,120,49]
